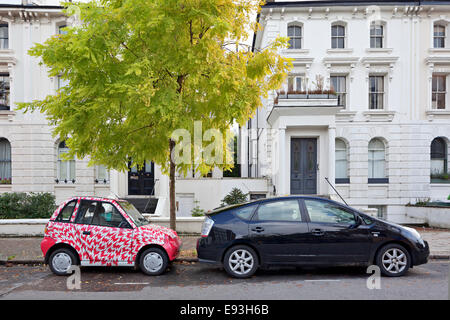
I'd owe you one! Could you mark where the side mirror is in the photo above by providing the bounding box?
[353,215,363,228]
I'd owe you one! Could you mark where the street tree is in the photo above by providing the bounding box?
[18,0,292,230]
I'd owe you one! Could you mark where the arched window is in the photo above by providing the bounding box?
[57,141,75,183]
[0,138,11,183]
[287,25,302,49]
[431,137,448,177]
[335,138,349,183]
[331,24,346,49]
[368,138,387,183]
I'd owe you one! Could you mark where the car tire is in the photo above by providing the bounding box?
[48,248,78,276]
[376,243,411,277]
[223,245,259,279]
[139,248,168,276]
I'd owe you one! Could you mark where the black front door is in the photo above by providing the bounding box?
[128,161,155,195]
[248,199,310,264]
[291,138,317,194]
[301,198,371,264]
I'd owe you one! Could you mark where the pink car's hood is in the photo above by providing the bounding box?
[138,224,178,239]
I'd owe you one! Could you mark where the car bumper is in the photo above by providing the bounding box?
[412,240,429,266]
[164,236,182,261]
[196,237,224,263]
[41,237,56,262]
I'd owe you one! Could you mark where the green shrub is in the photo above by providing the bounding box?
[221,188,248,207]
[0,192,57,219]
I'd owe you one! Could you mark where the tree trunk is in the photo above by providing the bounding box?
[169,139,176,231]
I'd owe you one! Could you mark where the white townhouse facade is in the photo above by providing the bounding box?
[0,0,449,223]
[0,0,269,217]
[240,0,450,223]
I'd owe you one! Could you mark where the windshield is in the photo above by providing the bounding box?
[118,201,149,227]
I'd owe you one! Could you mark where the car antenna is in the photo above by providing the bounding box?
[324,177,348,206]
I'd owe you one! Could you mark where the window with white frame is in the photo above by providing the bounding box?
[57,141,75,183]
[0,24,8,49]
[369,75,384,110]
[433,23,446,48]
[335,138,349,184]
[430,137,448,178]
[287,25,302,49]
[0,138,11,184]
[368,138,387,183]
[287,75,303,93]
[0,73,10,110]
[432,74,446,109]
[331,24,345,49]
[330,75,347,107]
[370,23,384,48]
[96,165,109,183]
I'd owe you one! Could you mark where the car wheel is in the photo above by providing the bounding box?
[140,248,168,276]
[376,243,410,277]
[223,245,259,279]
[49,248,78,276]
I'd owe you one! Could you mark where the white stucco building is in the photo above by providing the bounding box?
[241,0,450,223]
[0,0,449,223]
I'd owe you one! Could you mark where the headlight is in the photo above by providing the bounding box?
[403,226,425,246]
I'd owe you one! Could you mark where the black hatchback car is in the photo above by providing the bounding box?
[197,196,429,278]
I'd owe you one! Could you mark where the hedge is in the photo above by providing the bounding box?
[0,192,57,219]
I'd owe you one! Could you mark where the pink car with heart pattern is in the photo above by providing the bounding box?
[41,196,181,276]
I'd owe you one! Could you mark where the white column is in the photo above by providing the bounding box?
[328,125,336,196]
[278,127,287,195]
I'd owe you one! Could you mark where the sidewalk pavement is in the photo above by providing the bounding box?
[0,227,449,264]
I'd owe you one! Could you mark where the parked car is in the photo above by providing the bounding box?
[41,197,181,276]
[197,196,429,278]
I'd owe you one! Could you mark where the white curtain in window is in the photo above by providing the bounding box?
[335,139,348,179]
[58,142,75,181]
[0,138,11,180]
[96,165,109,181]
[368,139,386,179]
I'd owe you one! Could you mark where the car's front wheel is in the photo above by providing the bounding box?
[376,243,410,277]
[139,248,169,276]
[223,245,259,279]
[48,248,78,276]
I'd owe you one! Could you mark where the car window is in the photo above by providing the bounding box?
[304,199,356,225]
[92,202,129,228]
[55,200,77,222]
[255,200,302,222]
[232,204,258,220]
[75,200,98,225]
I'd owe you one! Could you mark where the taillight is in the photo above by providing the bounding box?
[201,216,214,238]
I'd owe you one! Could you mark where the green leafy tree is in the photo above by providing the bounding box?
[18,0,291,230]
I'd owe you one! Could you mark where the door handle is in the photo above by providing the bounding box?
[311,229,324,236]
[82,231,91,236]
[251,227,265,233]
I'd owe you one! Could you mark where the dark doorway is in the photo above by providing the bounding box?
[290,138,317,194]
[128,161,155,195]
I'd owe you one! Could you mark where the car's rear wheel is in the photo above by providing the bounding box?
[49,248,77,276]
[223,245,259,279]
[376,243,410,277]
[139,248,168,276]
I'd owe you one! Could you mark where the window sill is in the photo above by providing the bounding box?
[428,48,450,54]
[365,48,393,54]
[336,110,357,122]
[430,179,450,184]
[282,49,310,55]
[363,110,395,122]
[426,109,450,121]
[327,48,353,54]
